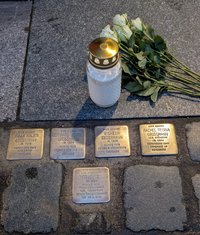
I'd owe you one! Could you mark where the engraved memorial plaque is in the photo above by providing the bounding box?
[7,129,44,160]
[95,125,130,158]
[50,128,85,160]
[140,124,178,156]
[73,167,110,204]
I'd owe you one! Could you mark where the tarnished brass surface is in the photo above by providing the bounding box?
[95,125,130,158]
[73,167,110,204]
[50,128,85,160]
[140,124,178,156]
[7,129,44,160]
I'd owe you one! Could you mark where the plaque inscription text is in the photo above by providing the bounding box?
[95,125,130,158]
[140,123,178,156]
[50,128,85,160]
[7,129,44,160]
[73,167,110,204]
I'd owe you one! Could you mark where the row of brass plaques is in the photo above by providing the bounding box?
[6,124,178,160]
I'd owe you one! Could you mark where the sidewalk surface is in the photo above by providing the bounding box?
[0,1,200,235]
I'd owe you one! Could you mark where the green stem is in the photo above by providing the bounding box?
[119,45,132,55]
[162,52,200,80]
[143,31,154,42]
[167,87,200,97]
[167,52,200,77]
[167,84,200,96]
[158,72,200,93]
[164,76,200,92]
[164,70,200,87]
[161,56,200,82]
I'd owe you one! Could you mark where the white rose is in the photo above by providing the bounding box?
[100,25,118,42]
[113,25,132,43]
[113,14,128,27]
[131,17,143,31]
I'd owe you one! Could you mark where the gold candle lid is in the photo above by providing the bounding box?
[88,37,119,69]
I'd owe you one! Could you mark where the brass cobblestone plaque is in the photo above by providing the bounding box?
[50,128,85,160]
[7,129,44,160]
[140,124,178,156]
[95,126,130,158]
[73,167,110,204]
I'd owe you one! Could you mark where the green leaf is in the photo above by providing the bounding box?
[128,64,139,75]
[155,69,160,79]
[135,51,145,61]
[145,25,155,39]
[137,86,157,96]
[153,55,160,65]
[138,58,147,68]
[148,52,155,62]
[122,62,132,75]
[122,62,138,76]
[128,47,134,52]
[125,82,143,92]
[122,74,131,80]
[135,76,143,85]
[143,44,153,56]
[143,80,151,89]
[128,33,135,48]
[150,87,161,102]
[154,35,166,51]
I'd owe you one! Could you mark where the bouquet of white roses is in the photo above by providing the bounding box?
[100,14,200,102]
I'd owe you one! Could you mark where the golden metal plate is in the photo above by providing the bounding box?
[139,123,178,156]
[50,128,85,160]
[7,129,44,160]
[89,37,118,59]
[73,167,110,204]
[95,125,130,158]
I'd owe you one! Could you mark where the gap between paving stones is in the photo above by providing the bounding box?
[0,117,200,234]
[16,0,34,120]
[0,1,32,122]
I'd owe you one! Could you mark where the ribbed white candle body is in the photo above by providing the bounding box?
[87,60,122,107]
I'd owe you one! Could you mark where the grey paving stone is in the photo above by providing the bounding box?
[1,163,62,234]
[20,0,200,121]
[0,2,31,121]
[123,165,186,232]
[192,174,200,214]
[186,122,200,161]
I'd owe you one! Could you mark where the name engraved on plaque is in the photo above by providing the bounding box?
[50,128,85,160]
[7,129,44,160]
[140,124,178,156]
[95,126,130,158]
[73,167,110,204]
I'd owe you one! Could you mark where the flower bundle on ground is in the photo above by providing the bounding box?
[100,14,200,102]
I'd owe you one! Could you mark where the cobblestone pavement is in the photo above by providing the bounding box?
[1,0,200,234]
[0,118,200,235]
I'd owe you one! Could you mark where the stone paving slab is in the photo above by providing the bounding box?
[185,122,200,162]
[123,165,187,232]
[1,163,62,234]
[192,174,200,214]
[20,0,200,121]
[0,2,31,122]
